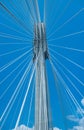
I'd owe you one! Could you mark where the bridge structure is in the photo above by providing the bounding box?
[33,23,53,130]
[0,0,84,130]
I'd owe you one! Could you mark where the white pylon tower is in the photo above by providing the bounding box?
[33,23,53,130]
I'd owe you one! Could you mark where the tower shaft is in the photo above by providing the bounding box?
[34,23,53,130]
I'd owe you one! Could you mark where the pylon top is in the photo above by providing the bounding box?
[33,22,49,61]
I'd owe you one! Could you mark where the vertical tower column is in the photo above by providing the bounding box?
[33,23,53,130]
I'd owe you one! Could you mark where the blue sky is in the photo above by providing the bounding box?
[0,0,84,130]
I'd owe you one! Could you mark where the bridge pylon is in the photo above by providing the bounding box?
[33,23,53,130]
